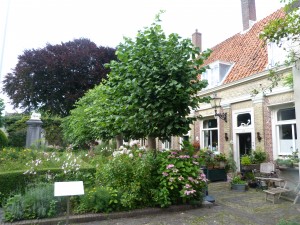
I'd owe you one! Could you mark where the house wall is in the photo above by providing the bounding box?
[193,68,294,165]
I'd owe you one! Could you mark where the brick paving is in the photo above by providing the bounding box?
[1,182,300,225]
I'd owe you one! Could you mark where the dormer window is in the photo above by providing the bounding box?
[267,42,288,68]
[201,61,233,89]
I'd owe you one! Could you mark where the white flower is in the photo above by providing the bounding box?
[129,153,133,158]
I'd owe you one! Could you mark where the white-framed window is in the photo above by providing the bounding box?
[233,108,254,130]
[201,118,218,152]
[162,139,172,150]
[201,60,233,89]
[275,107,297,155]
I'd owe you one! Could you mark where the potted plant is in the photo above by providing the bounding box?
[275,158,294,168]
[251,148,267,164]
[231,174,248,191]
[215,153,227,169]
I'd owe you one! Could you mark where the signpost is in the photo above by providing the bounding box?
[54,181,84,225]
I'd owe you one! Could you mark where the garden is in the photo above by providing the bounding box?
[0,141,210,222]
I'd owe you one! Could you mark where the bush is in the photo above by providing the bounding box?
[153,148,207,207]
[0,167,96,207]
[74,186,121,213]
[96,150,157,209]
[3,183,61,222]
[0,129,8,149]
[4,114,29,147]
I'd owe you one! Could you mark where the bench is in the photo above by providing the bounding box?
[263,187,291,204]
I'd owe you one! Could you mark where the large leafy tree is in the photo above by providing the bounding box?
[64,13,211,149]
[2,38,116,116]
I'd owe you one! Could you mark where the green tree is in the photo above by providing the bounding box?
[63,13,211,149]
[3,38,116,117]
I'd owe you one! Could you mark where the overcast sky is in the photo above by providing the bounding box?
[0,0,285,112]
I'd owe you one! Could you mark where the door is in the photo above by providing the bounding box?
[238,133,252,156]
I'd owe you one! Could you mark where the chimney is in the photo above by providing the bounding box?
[241,0,257,31]
[192,29,202,52]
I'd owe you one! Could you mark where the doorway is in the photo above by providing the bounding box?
[238,133,252,156]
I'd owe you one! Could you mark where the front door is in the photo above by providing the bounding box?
[239,133,252,156]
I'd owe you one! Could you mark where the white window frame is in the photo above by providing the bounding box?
[201,117,219,152]
[162,139,172,150]
[272,107,297,157]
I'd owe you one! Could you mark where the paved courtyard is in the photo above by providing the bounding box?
[1,181,300,225]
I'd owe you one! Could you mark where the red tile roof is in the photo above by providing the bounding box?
[203,8,285,84]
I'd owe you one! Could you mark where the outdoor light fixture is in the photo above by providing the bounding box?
[225,133,229,141]
[257,132,262,142]
[210,93,227,122]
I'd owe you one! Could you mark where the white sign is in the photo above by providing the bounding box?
[54,181,84,197]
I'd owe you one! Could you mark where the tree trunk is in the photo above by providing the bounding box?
[116,134,123,149]
[147,136,156,151]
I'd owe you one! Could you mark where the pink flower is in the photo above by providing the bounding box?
[171,151,178,155]
[192,161,199,165]
[184,184,192,189]
[166,164,175,169]
[162,172,169,176]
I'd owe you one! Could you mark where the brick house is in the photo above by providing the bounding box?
[157,0,298,171]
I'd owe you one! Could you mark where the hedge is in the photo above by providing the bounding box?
[0,167,96,206]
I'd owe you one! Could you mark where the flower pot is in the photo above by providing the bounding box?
[231,183,247,192]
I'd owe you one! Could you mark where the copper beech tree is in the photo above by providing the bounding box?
[3,38,116,116]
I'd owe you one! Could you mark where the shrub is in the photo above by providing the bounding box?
[96,150,157,209]
[153,149,207,207]
[0,167,96,207]
[0,129,8,149]
[4,114,29,147]
[3,183,61,222]
[74,186,121,213]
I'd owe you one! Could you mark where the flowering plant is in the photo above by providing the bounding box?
[153,148,207,207]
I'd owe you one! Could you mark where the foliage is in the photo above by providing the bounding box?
[251,148,267,164]
[41,114,65,147]
[153,148,206,207]
[74,186,121,213]
[3,38,116,116]
[64,12,211,147]
[231,175,247,185]
[260,0,300,64]
[227,146,237,174]
[0,98,4,127]
[3,183,61,222]
[275,158,294,167]
[241,155,252,165]
[0,129,8,150]
[256,0,300,93]
[96,150,157,209]
[4,114,29,147]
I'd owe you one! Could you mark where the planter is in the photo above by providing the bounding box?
[231,183,248,192]
[241,164,260,172]
[203,168,227,182]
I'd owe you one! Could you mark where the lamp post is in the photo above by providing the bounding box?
[210,93,227,122]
